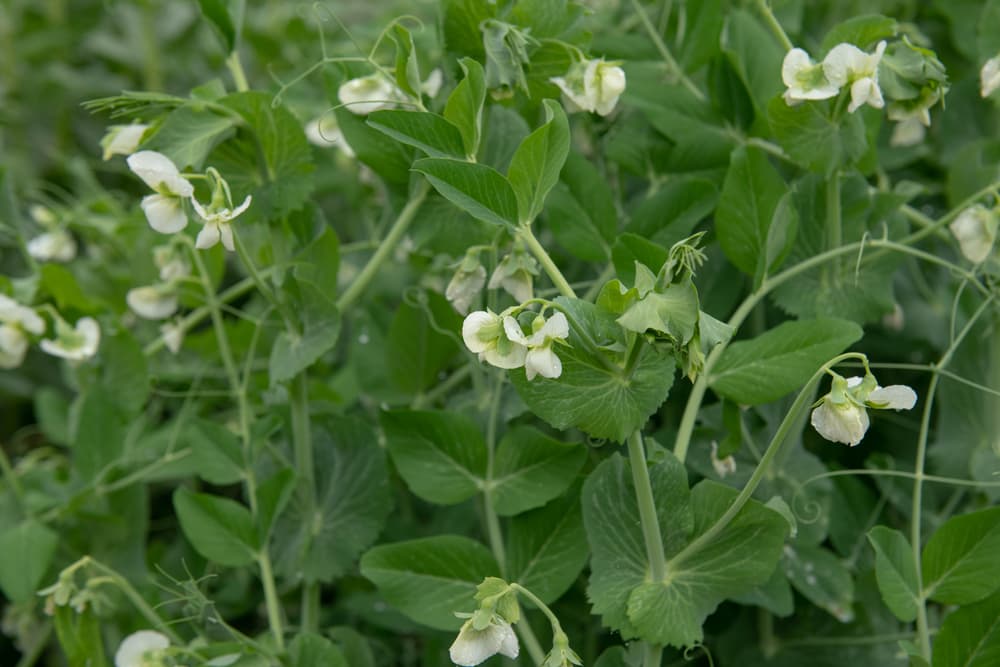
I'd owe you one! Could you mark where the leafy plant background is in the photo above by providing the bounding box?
[0,0,998,666]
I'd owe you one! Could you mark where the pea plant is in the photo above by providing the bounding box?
[1,0,999,666]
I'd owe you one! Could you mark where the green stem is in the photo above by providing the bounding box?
[226,50,250,92]
[289,373,320,633]
[510,583,568,639]
[670,353,867,568]
[627,0,705,101]
[910,295,996,660]
[257,551,285,650]
[517,224,576,299]
[627,430,668,582]
[83,557,183,644]
[233,232,295,330]
[337,181,429,311]
[753,0,794,51]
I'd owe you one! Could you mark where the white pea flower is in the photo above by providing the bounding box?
[152,245,190,282]
[446,262,487,315]
[551,58,626,116]
[160,320,185,354]
[811,374,916,447]
[710,441,737,478]
[0,294,45,369]
[338,73,404,115]
[114,630,170,667]
[126,285,178,320]
[982,56,1000,98]
[30,205,57,226]
[127,151,194,234]
[27,230,77,263]
[305,114,355,156]
[449,617,519,666]
[39,317,100,361]
[781,48,839,105]
[101,123,149,160]
[949,205,998,264]
[823,41,887,113]
[462,310,527,370]
[191,194,252,252]
[422,68,444,98]
[503,312,570,381]
[488,251,538,304]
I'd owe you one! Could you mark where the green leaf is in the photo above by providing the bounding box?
[173,488,258,567]
[144,105,236,169]
[197,0,236,51]
[442,0,495,57]
[715,146,790,276]
[386,291,462,394]
[782,543,855,622]
[932,590,1000,667]
[444,58,487,157]
[256,468,295,541]
[721,9,783,114]
[98,331,149,417]
[583,452,693,637]
[367,110,467,159]
[413,157,519,227]
[334,105,413,186]
[268,289,340,384]
[492,426,586,516]
[617,279,701,346]
[626,178,718,249]
[923,506,1000,605]
[709,318,864,405]
[507,100,570,223]
[72,391,127,480]
[868,526,919,622]
[288,633,348,667]
[0,520,59,602]
[360,535,500,631]
[820,14,898,52]
[390,25,422,99]
[213,92,315,221]
[731,567,794,617]
[511,299,676,443]
[328,627,376,667]
[40,264,100,312]
[381,409,486,505]
[185,417,245,485]
[629,481,787,647]
[272,418,391,583]
[507,491,588,604]
[767,97,868,176]
[545,185,610,261]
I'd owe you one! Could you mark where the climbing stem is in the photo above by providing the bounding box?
[670,353,867,568]
[257,551,286,651]
[517,223,576,299]
[226,51,250,92]
[753,0,794,51]
[627,430,668,582]
[910,295,995,660]
[337,180,429,310]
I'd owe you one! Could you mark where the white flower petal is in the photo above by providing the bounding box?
[0,295,45,334]
[449,623,504,666]
[822,43,866,87]
[950,205,997,263]
[462,311,498,354]
[782,48,813,88]
[40,317,100,361]
[890,117,927,147]
[28,230,77,262]
[127,151,193,197]
[525,345,562,380]
[810,400,870,446]
[126,286,178,320]
[422,68,444,98]
[160,321,184,354]
[593,62,626,116]
[483,342,527,369]
[0,324,29,369]
[982,56,1000,98]
[848,77,883,112]
[141,194,188,234]
[540,312,569,340]
[219,222,235,252]
[114,630,170,667]
[103,124,148,160]
[867,385,917,410]
[497,622,519,659]
[338,74,401,115]
[503,316,530,346]
[196,223,221,250]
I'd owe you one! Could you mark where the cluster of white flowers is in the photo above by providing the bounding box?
[0,294,100,366]
[550,58,626,116]
[950,205,998,264]
[810,373,917,447]
[449,616,519,666]
[114,630,170,667]
[782,41,886,112]
[462,310,569,380]
[337,69,443,115]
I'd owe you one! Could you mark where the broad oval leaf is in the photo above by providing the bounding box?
[868,526,919,622]
[709,318,864,405]
[507,99,570,223]
[507,492,588,604]
[932,590,1000,667]
[0,520,59,602]
[360,535,500,631]
[923,506,1000,605]
[413,157,519,227]
[173,488,258,567]
[492,426,586,516]
[367,110,466,159]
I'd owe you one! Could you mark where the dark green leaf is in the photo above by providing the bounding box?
[173,488,258,567]
[868,526,919,622]
[197,0,236,51]
[820,14,898,52]
[507,99,570,223]
[721,10,784,114]
[932,590,1000,667]
[0,520,59,602]
[507,491,588,603]
[268,289,340,384]
[367,110,467,159]
[709,318,863,405]
[444,58,487,157]
[386,291,462,394]
[288,633,348,667]
[360,535,500,630]
[923,507,1000,605]
[492,426,586,516]
[144,105,236,169]
[767,97,868,176]
[413,157,519,227]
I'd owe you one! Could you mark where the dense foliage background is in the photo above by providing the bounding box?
[1,0,998,666]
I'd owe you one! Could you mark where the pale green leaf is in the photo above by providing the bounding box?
[173,488,258,567]
[367,110,466,159]
[507,492,588,603]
